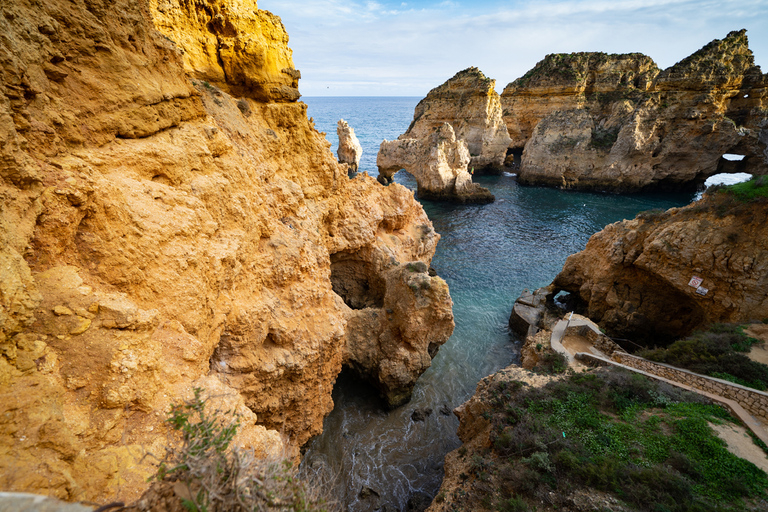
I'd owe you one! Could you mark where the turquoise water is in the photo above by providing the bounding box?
[301,97,696,511]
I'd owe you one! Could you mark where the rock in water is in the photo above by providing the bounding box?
[378,123,494,204]
[337,119,363,172]
[402,67,511,173]
[502,30,768,192]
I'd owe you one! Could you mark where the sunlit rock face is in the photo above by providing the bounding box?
[400,67,512,173]
[0,0,453,502]
[378,123,495,204]
[552,191,768,344]
[337,119,362,172]
[502,30,768,192]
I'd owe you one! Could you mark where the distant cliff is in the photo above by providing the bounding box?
[0,0,452,503]
[502,30,768,192]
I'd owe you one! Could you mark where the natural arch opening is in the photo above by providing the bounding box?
[504,147,523,169]
[330,251,386,310]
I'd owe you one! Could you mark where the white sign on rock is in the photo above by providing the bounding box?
[688,276,703,288]
[695,286,709,296]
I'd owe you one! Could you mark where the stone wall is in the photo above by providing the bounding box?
[613,353,768,421]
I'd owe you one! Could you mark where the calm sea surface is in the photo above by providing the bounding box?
[300,96,701,511]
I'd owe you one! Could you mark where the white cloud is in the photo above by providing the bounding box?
[258,0,768,96]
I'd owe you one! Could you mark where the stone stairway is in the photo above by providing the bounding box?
[547,316,768,447]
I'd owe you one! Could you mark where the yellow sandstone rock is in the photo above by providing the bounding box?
[0,0,453,503]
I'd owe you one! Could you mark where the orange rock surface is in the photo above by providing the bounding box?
[0,0,453,503]
[553,191,768,343]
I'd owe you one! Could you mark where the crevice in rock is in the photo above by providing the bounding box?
[330,251,385,310]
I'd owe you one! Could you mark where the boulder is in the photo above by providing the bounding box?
[337,119,362,172]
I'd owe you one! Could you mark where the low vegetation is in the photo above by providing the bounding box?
[720,176,768,202]
[148,388,335,512]
[640,323,768,391]
[447,368,767,511]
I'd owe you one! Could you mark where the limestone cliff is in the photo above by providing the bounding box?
[552,189,768,344]
[0,0,453,503]
[150,0,300,102]
[401,67,512,173]
[502,30,768,192]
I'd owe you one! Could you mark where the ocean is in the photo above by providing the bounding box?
[300,96,714,511]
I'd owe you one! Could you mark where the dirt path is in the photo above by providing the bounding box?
[746,324,768,365]
[711,422,768,473]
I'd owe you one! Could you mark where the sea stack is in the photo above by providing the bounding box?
[378,123,495,204]
[337,119,363,172]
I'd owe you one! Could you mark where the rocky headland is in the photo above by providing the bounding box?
[502,30,768,192]
[375,67,509,204]
[401,67,512,173]
[0,0,453,503]
[551,187,768,344]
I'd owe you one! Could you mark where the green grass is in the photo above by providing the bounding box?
[720,176,768,202]
[459,368,768,512]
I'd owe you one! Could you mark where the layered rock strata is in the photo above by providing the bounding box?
[502,30,768,192]
[552,191,768,344]
[0,0,453,503]
[393,67,512,173]
[378,123,494,204]
[337,119,362,172]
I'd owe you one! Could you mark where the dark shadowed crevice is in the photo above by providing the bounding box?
[330,251,385,310]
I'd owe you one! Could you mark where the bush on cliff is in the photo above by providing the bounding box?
[640,323,768,391]
[450,368,767,512]
[139,388,335,512]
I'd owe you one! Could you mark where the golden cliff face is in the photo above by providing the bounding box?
[150,0,300,102]
[0,0,453,503]
[552,191,768,344]
[402,67,512,172]
[502,31,768,192]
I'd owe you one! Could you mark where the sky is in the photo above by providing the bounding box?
[257,0,768,96]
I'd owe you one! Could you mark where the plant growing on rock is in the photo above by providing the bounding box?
[143,388,335,512]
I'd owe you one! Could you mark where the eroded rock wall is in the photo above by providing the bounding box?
[0,0,453,503]
[503,30,768,192]
[552,192,768,344]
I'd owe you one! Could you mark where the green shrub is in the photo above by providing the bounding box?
[721,175,768,201]
[532,351,568,375]
[482,368,767,511]
[640,323,768,391]
[496,495,529,512]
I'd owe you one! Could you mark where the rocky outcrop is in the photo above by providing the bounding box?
[337,119,362,172]
[0,0,452,503]
[343,261,454,408]
[552,190,768,344]
[377,123,494,203]
[400,67,512,173]
[502,30,768,192]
